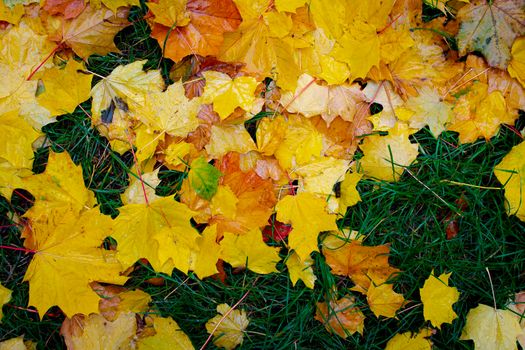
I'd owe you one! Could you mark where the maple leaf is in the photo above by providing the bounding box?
[286,252,316,289]
[147,0,190,28]
[220,228,280,274]
[219,0,301,90]
[449,82,516,143]
[43,0,86,19]
[456,0,525,69]
[90,0,140,13]
[133,81,201,138]
[121,168,161,205]
[315,294,365,338]
[61,312,136,350]
[93,283,151,321]
[90,60,164,141]
[138,315,195,350]
[292,157,350,196]
[37,60,92,117]
[47,4,131,58]
[509,37,525,88]
[338,172,362,215]
[190,225,221,279]
[494,141,525,221]
[205,124,256,158]
[385,328,433,350]
[201,71,259,119]
[205,303,249,350]
[23,208,128,318]
[322,232,400,292]
[21,151,96,220]
[366,283,405,318]
[112,196,199,274]
[0,284,11,322]
[0,337,31,350]
[420,271,460,329]
[280,74,329,117]
[0,111,40,169]
[0,1,23,24]
[0,161,31,199]
[460,304,521,350]
[359,123,419,181]
[188,156,222,200]
[275,192,338,261]
[150,0,241,62]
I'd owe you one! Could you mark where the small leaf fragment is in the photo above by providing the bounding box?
[205,303,249,350]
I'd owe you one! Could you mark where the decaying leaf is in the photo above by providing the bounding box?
[138,315,194,350]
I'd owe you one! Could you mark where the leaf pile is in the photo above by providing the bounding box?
[1,0,525,349]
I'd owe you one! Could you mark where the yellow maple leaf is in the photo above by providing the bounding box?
[37,60,92,117]
[280,74,329,117]
[121,168,161,205]
[276,192,337,261]
[147,0,190,27]
[90,0,140,13]
[90,60,164,141]
[359,123,419,181]
[449,82,516,144]
[94,283,151,321]
[494,141,525,221]
[134,81,201,137]
[0,284,12,322]
[0,337,30,350]
[219,1,300,90]
[401,86,453,137]
[21,151,96,220]
[205,303,249,350]
[367,283,405,318]
[0,1,23,24]
[460,304,522,350]
[50,5,130,58]
[286,252,316,289]
[201,71,258,120]
[113,196,199,274]
[420,271,460,329]
[0,111,40,169]
[61,312,136,350]
[220,229,280,274]
[315,294,365,338]
[190,225,221,279]
[138,315,194,350]
[205,124,256,159]
[509,37,525,88]
[293,157,349,196]
[385,328,433,350]
[338,172,362,215]
[23,208,127,318]
[0,161,31,199]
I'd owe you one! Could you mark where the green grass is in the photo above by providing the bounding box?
[1,2,525,349]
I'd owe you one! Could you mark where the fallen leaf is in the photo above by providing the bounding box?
[460,304,521,350]
[60,312,136,350]
[385,328,433,350]
[456,0,525,69]
[188,156,222,200]
[138,315,194,350]
[0,284,12,322]
[286,252,316,289]
[315,294,365,338]
[150,0,241,62]
[322,233,400,292]
[367,283,405,318]
[0,111,40,169]
[23,208,127,318]
[494,141,525,221]
[220,228,280,274]
[420,271,460,329]
[205,303,249,350]
[276,192,338,261]
[509,36,525,88]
